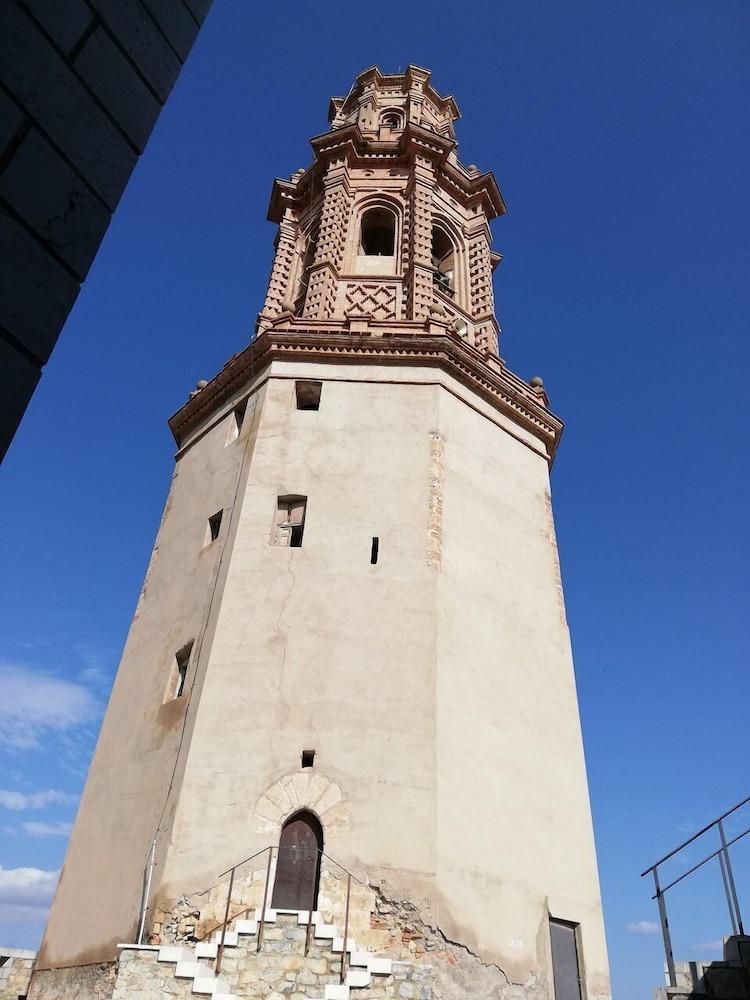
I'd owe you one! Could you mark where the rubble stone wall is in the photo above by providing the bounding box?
[26,961,116,1000]
[0,948,34,999]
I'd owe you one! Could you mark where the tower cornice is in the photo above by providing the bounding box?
[169,323,562,463]
[267,123,506,223]
[328,64,461,127]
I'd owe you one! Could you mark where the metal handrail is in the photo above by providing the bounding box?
[640,793,748,988]
[194,845,365,978]
[652,826,750,896]
[640,793,750,876]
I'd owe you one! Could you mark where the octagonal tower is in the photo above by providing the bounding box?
[31,66,611,1000]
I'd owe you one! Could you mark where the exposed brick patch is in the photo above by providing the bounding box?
[426,432,445,569]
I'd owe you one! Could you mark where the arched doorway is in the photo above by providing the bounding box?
[271,811,323,910]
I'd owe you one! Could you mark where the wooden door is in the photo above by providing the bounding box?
[271,812,323,910]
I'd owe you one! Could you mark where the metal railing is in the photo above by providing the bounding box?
[196,845,364,978]
[640,793,749,986]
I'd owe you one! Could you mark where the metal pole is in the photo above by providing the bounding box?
[718,819,744,935]
[340,874,351,985]
[654,868,676,987]
[137,837,157,945]
[258,847,273,953]
[718,850,739,936]
[216,866,235,975]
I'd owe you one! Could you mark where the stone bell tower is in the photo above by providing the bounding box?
[30,66,611,1000]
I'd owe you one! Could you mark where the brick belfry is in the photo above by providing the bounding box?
[30,66,611,1000]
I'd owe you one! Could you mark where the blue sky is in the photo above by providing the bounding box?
[1,2,748,997]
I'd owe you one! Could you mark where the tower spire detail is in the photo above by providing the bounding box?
[257,65,506,357]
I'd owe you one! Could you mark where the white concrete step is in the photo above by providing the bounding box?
[345,968,371,988]
[367,957,392,975]
[175,960,207,979]
[211,930,238,947]
[315,922,337,940]
[192,974,231,995]
[195,942,218,960]
[332,936,356,954]
[157,945,195,964]
[324,986,350,1000]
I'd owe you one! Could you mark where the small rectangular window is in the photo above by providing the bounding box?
[273,495,307,547]
[295,381,322,411]
[169,641,194,701]
[371,537,379,564]
[206,510,223,544]
[226,398,248,444]
[301,749,315,768]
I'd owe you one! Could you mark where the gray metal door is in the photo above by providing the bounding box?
[550,920,582,1000]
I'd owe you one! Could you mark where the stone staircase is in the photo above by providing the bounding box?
[655,936,750,1000]
[117,906,428,999]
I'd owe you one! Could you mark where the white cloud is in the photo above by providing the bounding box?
[0,865,58,924]
[627,920,660,935]
[22,821,73,838]
[692,940,723,953]
[0,662,99,750]
[0,788,77,811]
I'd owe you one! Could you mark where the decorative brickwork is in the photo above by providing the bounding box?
[304,266,337,321]
[467,233,498,353]
[260,212,299,323]
[467,236,494,322]
[302,168,352,320]
[345,283,398,321]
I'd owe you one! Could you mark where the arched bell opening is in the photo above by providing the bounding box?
[431,226,456,295]
[381,109,403,131]
[360,207,396,257]
[271,810,324,911]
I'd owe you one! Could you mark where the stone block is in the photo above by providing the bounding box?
[183,0,212,21]
[281,955,303,972]
[0,88,24,153]
[86,0,181,102]
[0,205,80,364]
[0,128,110,279]
[21,0,92,54]
[141,0,200,60]
[0,3,136,209]
[74,26,162,152]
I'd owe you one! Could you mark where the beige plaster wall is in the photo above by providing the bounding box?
[37,356,609,999]
[433,387,609,997]
[160,365,440,893]
[35,381,267,970]
[157,360,608,993]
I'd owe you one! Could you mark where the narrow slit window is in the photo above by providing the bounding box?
[274,495,307,547]
[295,381,322,411]
[206,510,223,544]
[170,641,194,700]
[371,537,379,564]
[227,398,248,444]
[301,749,315,768]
